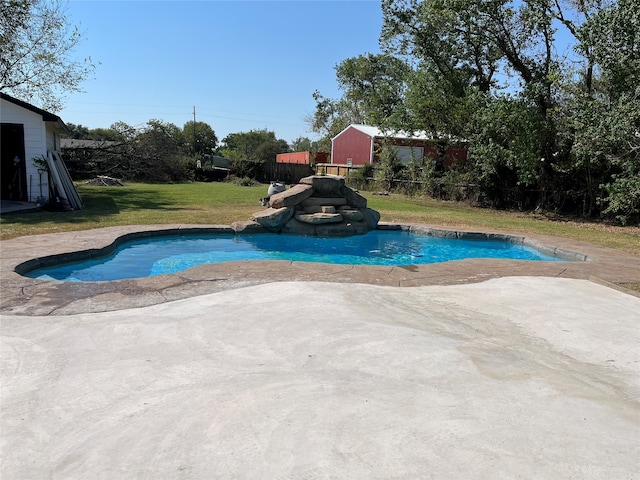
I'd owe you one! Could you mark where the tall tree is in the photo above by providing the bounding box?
[290,137,316,152]
[380,0,502,97]
[221,129,289,163]
[88,126,126,142]
[220,129,290,179]
[569,0,640,223]
[307,89,367,150]
[181,121,218,157]
[109,120,186,182]
[379,0,588,208]
[136,120,181,157]
[65,123,90,139]
[0,0,97,111]
[335,53,411,128]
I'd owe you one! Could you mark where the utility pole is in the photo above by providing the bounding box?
[193,106,197,156]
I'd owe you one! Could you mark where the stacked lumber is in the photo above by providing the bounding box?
[44,151,83,211]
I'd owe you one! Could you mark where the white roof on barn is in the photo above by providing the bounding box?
[347,124,434,140]
[334,124,465,143]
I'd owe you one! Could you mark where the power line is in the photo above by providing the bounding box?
[63,101,307,123]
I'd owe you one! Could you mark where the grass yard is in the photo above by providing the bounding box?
[367,195,640,255]
[1,182,639,257]
[0,182,265,240]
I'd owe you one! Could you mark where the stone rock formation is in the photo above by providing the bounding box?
[247,175,380,237]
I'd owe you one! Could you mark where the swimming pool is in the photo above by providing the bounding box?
[23,229,567,282]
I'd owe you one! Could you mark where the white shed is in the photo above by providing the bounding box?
[1,92,81,209]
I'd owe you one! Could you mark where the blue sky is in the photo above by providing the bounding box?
[59,0,384,143]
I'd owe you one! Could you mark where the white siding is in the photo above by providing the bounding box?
[30,124,51,203]
[1,98,55,202]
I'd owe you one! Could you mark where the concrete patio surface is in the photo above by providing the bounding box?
[0,200,42,216]
[1,277,639,479]
[1,224,639,478]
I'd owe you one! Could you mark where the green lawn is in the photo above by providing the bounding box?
[367,194,640,255]
[0,182,266,240]
[1,182,639,257]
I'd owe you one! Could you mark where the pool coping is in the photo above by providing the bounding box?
[1,222,639,315]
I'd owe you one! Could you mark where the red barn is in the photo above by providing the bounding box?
[331,124,466,168]
[276,151,328,165]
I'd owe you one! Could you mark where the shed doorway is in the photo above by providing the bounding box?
[1,123,27,201]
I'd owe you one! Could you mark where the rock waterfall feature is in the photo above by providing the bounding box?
[241,175,380,237]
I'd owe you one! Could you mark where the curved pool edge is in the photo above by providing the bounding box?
[13,223,587,277]
[2,223,638,316]
[377,223,588,262]
[13,225,239,277]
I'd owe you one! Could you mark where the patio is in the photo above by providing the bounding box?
[0,199,42,215]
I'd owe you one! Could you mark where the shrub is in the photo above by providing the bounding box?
[347,164,375,190]
[229,158,265,180]
[226,175,260,187]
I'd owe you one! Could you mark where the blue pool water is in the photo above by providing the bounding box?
[26,230,565,282]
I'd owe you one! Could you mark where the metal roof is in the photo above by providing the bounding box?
[333,124,465,143]
[348,124,434,140]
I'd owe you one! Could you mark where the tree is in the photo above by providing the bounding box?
[221,129,289,163]
[65,123,90,139]
[62,120,196,182]
[88,126,126,142]
[181,121,218,157]
[375,142,404,192]
[306,90,368,153]
[575,0,639,100]
[0,0,97,111]
[335,53,411,128]
[60,122,130,179]
[291,136,322,152]
[131,120,187,182]
[381,0,565,205]
[220,129,290,180]
[570,0,640,223]
[63,123,126,142]
[465,92,544,209]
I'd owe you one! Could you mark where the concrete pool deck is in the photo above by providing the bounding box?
[1,224,639,478]
[1,223,639,315]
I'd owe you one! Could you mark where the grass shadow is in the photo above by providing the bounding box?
[0,187,186,228]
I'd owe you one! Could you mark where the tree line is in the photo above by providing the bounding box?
[62,120,318,183]
[309,0,639,225]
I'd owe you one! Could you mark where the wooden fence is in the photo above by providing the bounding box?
[262,162,315,184]
[315,163,362,178]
